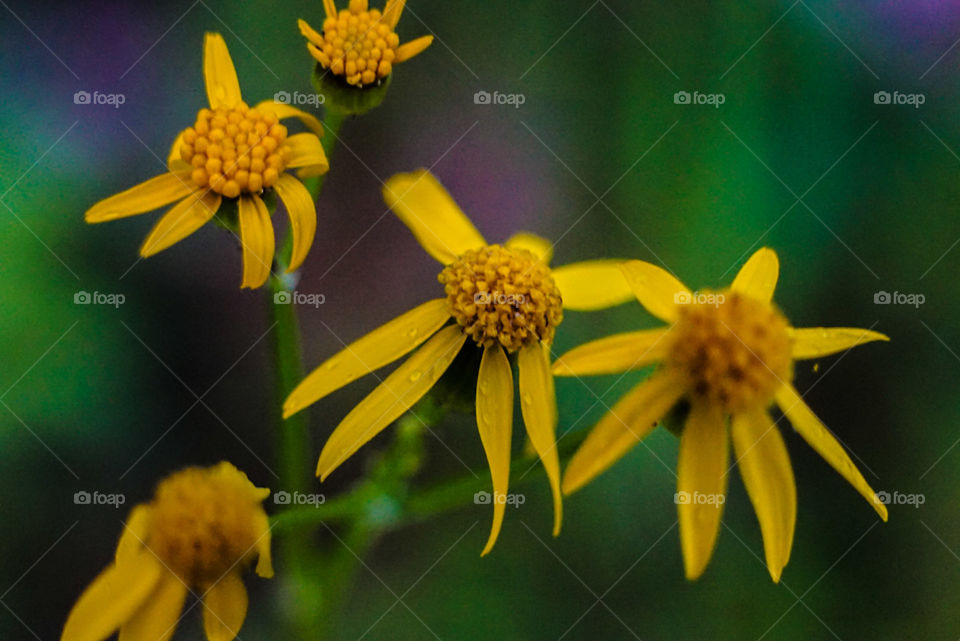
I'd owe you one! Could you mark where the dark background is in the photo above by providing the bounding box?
[1,1,958,638]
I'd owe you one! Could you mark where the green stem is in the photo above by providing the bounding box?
[302,110,346,203]
[272,425,592,533]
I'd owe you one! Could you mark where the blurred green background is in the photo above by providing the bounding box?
[2,0,959,638]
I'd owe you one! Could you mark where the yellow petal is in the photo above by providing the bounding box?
[273,174,316,273]
[284,299,451,418]
[395,35,434,63]
[731,247,779,302]
[118,573,188,641]
[140,191,221,257]
[285,133,330,176]
[253,99,324,137]
[619,260,689,323]
[383,169,486,264]
[349,0,368,12]
[382,0,406,29]
[731,410,796,583]
[550,259,635,311]
[254,510,273,579]
[552,328,669,377]
[316,325,466,479]
[62,553,163,641]
[85,172,196,223]
[562,368,685,495]
[203,33,242,109]
[167,131,189,172]
[775,383,887,520]
[677,402,728,581]
[202,573,248,641]
[237,194,275,289]
[116,506,151,566]
[505,232,553,264]
[790,327,890,360]
[298,18,324,47]
[518,342,562,536]
[323,0,337,21]
[476,344,514,556]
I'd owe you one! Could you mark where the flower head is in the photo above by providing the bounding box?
[62,462,272,641]
[283,169,635,554]
[85,33,330,288]
[299,0,433,87]
[556,249,889,581]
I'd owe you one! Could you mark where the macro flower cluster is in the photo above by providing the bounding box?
[65,4,890,640]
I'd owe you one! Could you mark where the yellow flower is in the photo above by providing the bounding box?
[62,462,272,641]
[556,248,889,582]
[85,33,329,289]
[283,169,634,554]
[299,0,433,87]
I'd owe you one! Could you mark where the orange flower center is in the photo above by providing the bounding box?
[317,7,399,86]
[667,291,792,413]
[180,102,289,199]
[145,466,266,585]
[439,245,563,353]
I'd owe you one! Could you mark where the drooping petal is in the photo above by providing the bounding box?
[476,344,514,556]
[140,191,221,257]
[790,327,890,360]
[731,410,796,583]
[505,232,553,264]
[62,553,164,641]
[237,194,275,289]
[253,99,324,137]
[116,506,151,566]
[323,0,337,21]
[731,247,779,303]
[518,343,562,536]
[203,33,242,109]
[202,573,248,641]
[382,170,486,264]
[272,173,316,273]
[285,133,330,177]
[552,328,670,377]
[85,172,196,223]
[283,299,451,418]
[316,326,467,480]
[395,35,434,63]
[550,260,636,311]
[562,368,686,495]
[775,383,887,520]
[619,260,689,322]
[167,131,189,172]
[253,510,273,579]
[677,402,729,581]
[118,573,188,641]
